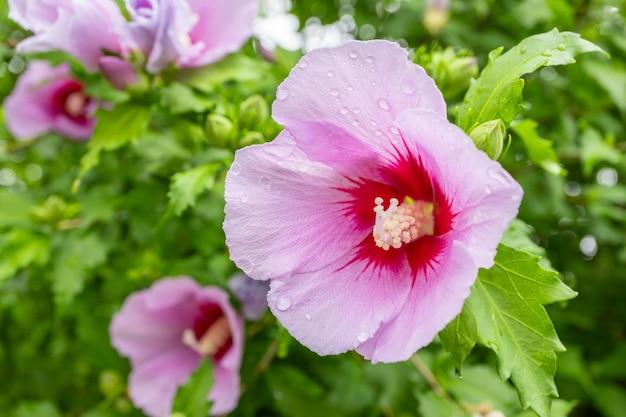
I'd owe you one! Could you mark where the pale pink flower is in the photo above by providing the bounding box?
[223,40,522,363]
[4,61,96,140]
[110,277,244,416]
[125,0,258,73]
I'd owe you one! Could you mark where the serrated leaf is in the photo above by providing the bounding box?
[51,233,108,305]
[168,163,222,216]
[466,245,577,417]
[458,29,604,131]
[79,103,151,176]
[0,229,50,282]
[512,119,566,176]
[172,360,214,417]
[440,304,477,369]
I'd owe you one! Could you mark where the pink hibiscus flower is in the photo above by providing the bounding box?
[4,61,96,140]
[125,0,258,73]
[109,277,244,417]
[223,40,523,363]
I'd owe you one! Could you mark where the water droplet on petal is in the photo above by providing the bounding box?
[403,84,415,95]
[377,98,390,111]
[240,193,248,203]
[357,332,369,343]
[348,50,358,59]
[557,43,566,51]
[487,166,510,184]
[277,88,289,100]
[298,59,308,69]
[347,85,354,91]
[541,51,552,57]
[374,129,383,136]
[485,185,492,195]
[276,296,292,311]
[339,107,349,115]
[327,70,335,78]
[365,56,374,64]
[304,313,312,321]
[371,81,377,87]
[389,126,400,135]
[330,89,340,97]
[352,108,361,114]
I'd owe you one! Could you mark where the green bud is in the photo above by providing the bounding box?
[238,131,265,148]
[469,119,507,160]
[239,95,269,129]
[205,114,236,148]
[99,370,123,398]
[29,195,80,227]
[115,398,133,414]
[428,48,478,99]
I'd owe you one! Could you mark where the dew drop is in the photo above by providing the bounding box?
[277,88,289,100]
[485,185,492,195]
[347,85,354,91]
[377,98,390,111]
[365,56,374,64]
[304,313,312,321]
[520,46,527,54]
[371,81,377,87]
[348,50,358,59]
[389,126,400,135]
[541,51,552,57]
[357,332,369,343]
[276,296,292,311]
[374,129,383,136]
[327,70,335,78]
[402,84,415,95]
[298,59,308,69]
[330,89,340,97]
[370,67,376,73]
[240,192,248,203]
[352,108,361,114]
[557,43,566,51]
[339,107,349,115]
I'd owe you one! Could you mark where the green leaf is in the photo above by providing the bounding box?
[172,360,214,417]
[583,59,626,112]
[512,119,566,176]
[501,219,547,258]
[0,229,50,282]
[465,245,577,417]
[177,54,272,93]
[458,29,604,132]
[580,128,621,176]
[161,82,214,114]
[168,163,222,216]
[51,233,108,305]
[79,102,151,176]
[12,402,62,417]
[514,400,577,417]
[440,304,477,369]
[417,392,469,417]
[592,384,626,417]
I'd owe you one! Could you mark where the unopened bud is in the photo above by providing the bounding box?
[99,370,123,398]
[239,95,269,130]
[238,131,265,148]
[205,114,235,148]
[469,119,506,160]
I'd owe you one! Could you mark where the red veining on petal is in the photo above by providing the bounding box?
[336,135,456,279]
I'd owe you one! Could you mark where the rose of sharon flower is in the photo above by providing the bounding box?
[228,273,269,320]
[223,40,523,363]
[4,61,96,140]
[110,277,244,417]
[125,0,258,73]
[10,0,134,72]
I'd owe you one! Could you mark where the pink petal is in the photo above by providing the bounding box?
[224,130,368,280]
[357,240,477,362]
[183,0,258,67]
[267,252,412,355]
[272,40,446,171]
[129,348,201,417]
[394,109,523,268]
[98,56,139,89]
[209,365,241,415]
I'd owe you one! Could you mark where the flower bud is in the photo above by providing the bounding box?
[99,370,123,398]
[469,119,507,160]
[239,95,269,130]
[426,48,478,99]
[424,0,450,35]
[238,131,265,148]
[205,114,236,148]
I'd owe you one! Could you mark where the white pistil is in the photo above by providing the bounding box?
[182,316,231,356]
[373,197,434,250]
[65,92,86,117]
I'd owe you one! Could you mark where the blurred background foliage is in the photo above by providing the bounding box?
[0,0,625,417]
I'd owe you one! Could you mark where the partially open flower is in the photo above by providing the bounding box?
[223,40,522,363]
[4,61,96,140]
[110,277,244,417]
[125,0,258,73]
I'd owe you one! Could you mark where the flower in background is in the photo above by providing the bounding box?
[9,0,134,72]
[228,273,269,320]
[4,61,96,140]
[223,40,522,363]
[125,0,258,73]
[424,0,450,35]
[110,277,243,417]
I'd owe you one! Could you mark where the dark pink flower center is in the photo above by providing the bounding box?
[51,80,91,123]
[339,138,455,278]
[183,302,233,361]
